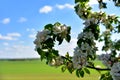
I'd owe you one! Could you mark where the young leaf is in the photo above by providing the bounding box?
[57,36,63,45]
[52,49,59,56]
[80,70,84,77]
[54,22,61,26]
[75,0,89,3]
[76,69,80,77]
[61,66,66,72]
[44,24,53,31]
[65,34,71,42]
[84,68,90,74]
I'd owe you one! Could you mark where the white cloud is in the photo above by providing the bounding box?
[26,28,36,32]
[18,17,27,23]
[0,45,39,59]
[39,5,53,13]
[7,33,21,37]
[0,34,16,40]
[56,3,74,10]
[1,18,10,24]
[29,34,35,39]
[0,33,21,40]
[27,28,36,39]
[3,42,9,46]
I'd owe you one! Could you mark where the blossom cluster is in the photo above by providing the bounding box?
[83,18,98,28]
[34,23,69,50]
[77,31,95,40]
[73,31,97,69]
[110,62,120,80]
[48,56,63,67]
[53,24,68,38]
[98,54,112,68]
[73,16,99,69]
[73,47,87,69]
[75,3,91,20]
[34,29,51,50]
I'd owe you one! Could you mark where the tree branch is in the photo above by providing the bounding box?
[86,65,111,71]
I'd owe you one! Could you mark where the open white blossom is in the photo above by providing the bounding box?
[48,56,63,67]
[81,42,96,56]
[76,3,90,20]
[77,31,95,40]
[83,18,98,27]
[36,29,51,42]
[81,42,91,51]
[110,62,120,80]
[98,54,112,68]
[73,47,87,69]
[34,29,51,50]
[53,24,68,38]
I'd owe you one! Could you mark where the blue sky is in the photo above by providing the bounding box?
[0,0,119,59]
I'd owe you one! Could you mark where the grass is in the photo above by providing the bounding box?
[0,59,104,80]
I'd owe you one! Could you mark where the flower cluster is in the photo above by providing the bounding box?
[34,23,70,51]
[98,54,112,68]
[48,56,63,67]
[77,31,95,40]
[34,29,51,50]
[53,24,68,37]
[73,47,87,69]
[75,3,92,20]
[110,62,120,80]
[73,19,97,69]
[83,18,98,27]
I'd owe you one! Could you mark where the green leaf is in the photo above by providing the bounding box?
[37,48,46,60]
[75,0,89,3]
[44,24,53,31]
[76,69,80,77]
[117,25,120,32]
[65,35,71,42]
[44,38,54,49]
[52,49,59,56]
[84,68,90,74]
[99,2,107,9]
[99,72,113,80]
[57,36,63,45]
[67,27,71,34]
[67,67,73,74]
[54,22,61,26]
[80,70,84,77]
[77,39,83,47]
[65,52,70,58]
[61,66,66,72]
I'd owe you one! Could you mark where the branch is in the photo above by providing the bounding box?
[61,56,111,71]
[86,65,110,71]
[61,56,72,62]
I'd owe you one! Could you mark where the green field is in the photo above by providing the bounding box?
[0,59,103,80]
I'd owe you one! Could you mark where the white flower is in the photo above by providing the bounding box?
[33,39,42,50]
[36,29,51,43]
[110,62,120,80]
[48,56,63,67]
[53,24,68,38]
[73,47,87,69]
[98,54,112,68]
[33,29,51,50]
[83,18,98,27]
[76,3,90,20]
[81,42,91,51]
[77,31,95,40]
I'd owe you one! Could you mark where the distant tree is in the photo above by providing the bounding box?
[34,0,120,80]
